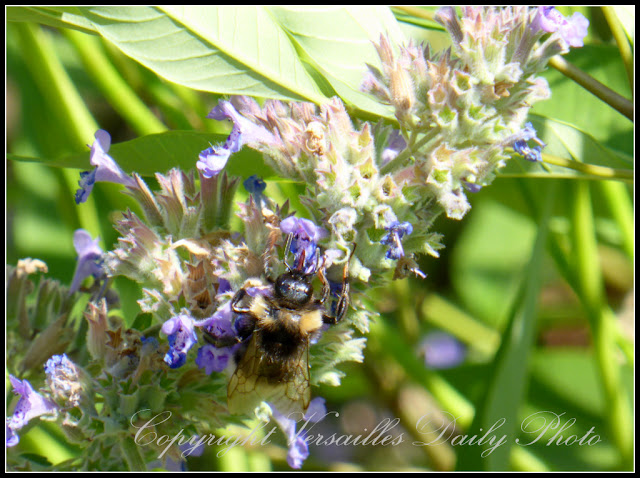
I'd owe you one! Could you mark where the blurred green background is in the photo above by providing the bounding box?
[6,6,634,471]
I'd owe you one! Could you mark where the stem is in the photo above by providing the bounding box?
[548,55,633,121]
[540,153,633,183]
[62,28,167,136]
[601,7,633,95]
[380,127,440,175]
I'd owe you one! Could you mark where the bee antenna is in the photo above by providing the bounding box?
[343,243,357,280]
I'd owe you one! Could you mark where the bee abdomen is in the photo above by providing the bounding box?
[258,325,303,359]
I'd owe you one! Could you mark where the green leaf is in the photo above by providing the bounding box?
[266,6,403,118]
[131,312,153,331]
[532,115,632,168]
[525,349,631,471]
[8,131,274,179]
[17,453,53,468]
[74,6,329,103]
[13,6,407,114]
[7,6,96,34]
[392,6,445,31]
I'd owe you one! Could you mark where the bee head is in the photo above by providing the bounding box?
[274,271,313,308]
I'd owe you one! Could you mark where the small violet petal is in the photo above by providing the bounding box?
[75,130,134,204]
[196,344,231,374]
[161,314,198,369]
[69,229,105,294]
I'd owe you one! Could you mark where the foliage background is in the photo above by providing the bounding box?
[6,6,634,471]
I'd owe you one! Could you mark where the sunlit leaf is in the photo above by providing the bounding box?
[8,131,274,180]
[266,6,403,118]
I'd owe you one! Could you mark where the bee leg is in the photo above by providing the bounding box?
[322,282,350,325]
[231,288,252,314]
[202,328,241,348]
[316,256,331,305]
[283,233,294,272]
[321,247,354,325]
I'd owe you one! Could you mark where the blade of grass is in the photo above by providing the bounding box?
[455,181,555,471]
[12,22,102,241]
[568,181,633,468]
[601,7,633,93]
[597,181,634,261]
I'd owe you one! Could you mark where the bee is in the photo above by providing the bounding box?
[226,236,353,416]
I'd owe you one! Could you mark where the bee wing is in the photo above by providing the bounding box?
[227,334,310,417]
[271,340,310,417]
[227,334,263,414]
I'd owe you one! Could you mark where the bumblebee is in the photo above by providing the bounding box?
[226,236,353,416]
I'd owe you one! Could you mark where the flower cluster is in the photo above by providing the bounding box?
[362,6,586,220]
[196,96,437,284]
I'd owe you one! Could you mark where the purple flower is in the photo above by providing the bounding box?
[243,175,266,195]
[197,145,231,178]
[7,375,57,447]
[380,221,413,260]
[69,229,105,294]
[420,332,466,370]
[271,397,327,469]
[280,216,327,272]
[195,344,231,374]
[512,122,546,163]
[161,314,198,369]
[6,425,19,448]
[45,354,77,379]
[217,278,232,296]
[531,7,589,48]
[243,174,267,210]
[303,397,328,423]
[75,130,135,204]
[194,302,241,373]
[195,302,236,342]
[197,100,276,178]
[513,140,543,162]
[462,180,482,193]
[520,122,539,142]
[45,354,83,407]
